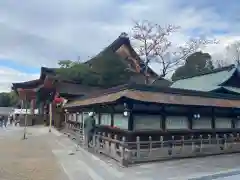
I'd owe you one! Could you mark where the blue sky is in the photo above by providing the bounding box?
[0,59,40,74]
[0,0,239,92]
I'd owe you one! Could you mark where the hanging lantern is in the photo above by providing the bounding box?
[54,97,64,104]
[193,113,201,119]
[123,102,130,117]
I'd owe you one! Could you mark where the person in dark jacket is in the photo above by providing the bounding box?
[83,112,96,147]
[0,115,3,128]
[9,115,13,125]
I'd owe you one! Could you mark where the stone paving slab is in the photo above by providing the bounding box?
[56,132,240,180]
[3,126,240,180]
[0,127,69,180]
[48,128,240,180]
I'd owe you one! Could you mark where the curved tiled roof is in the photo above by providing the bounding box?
[171,65,237,92]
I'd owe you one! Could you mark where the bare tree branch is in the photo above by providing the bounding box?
[131,20,179,83]
[215,59,229,68]
[226,41,240,65]
[131,20,218,83]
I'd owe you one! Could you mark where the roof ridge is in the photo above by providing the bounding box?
[173,64,235,81]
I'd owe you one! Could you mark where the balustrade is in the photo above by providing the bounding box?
[91,133,240,166]
[63,121,240,167]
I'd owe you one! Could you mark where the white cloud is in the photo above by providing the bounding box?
[0,0,238,66]
[0,0,239,90]
[0,67,38,92]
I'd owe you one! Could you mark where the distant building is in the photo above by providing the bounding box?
[171,64,240,95]
[0,107,14,116]
[13,109,39,115]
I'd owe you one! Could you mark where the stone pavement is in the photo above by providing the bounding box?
[0,126,69,180]
[48,128,240,180]
[2,126,240,180]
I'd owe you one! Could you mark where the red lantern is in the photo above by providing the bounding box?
[54,97,64,104]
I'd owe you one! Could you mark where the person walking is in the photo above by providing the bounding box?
[3,116,7,128]
[83,112,96,147]
[0,115,3,128]
[9,114,13,125]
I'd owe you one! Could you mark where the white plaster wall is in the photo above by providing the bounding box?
[192,117,212,129]
[134,115,161,130]
[215,118,232,128]
[166,116,188,129]
[113,114,128,129]
[100,113,111,125]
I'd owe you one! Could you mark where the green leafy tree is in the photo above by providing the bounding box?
[89,52,133,87]
[58,60,75,68]
[0,93,11,106]
[9,91,18,106]
[0,91,18,107]
[171,51,214,81]
[56,52,132,88]
[56,62,99,85]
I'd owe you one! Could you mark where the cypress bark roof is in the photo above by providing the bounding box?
[85,33,159,77]
[65,83,240,108]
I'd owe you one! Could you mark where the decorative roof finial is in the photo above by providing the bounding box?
[119,32,128,38]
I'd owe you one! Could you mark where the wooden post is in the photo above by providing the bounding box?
[120,136,127,166]
[49,103,52,132]
[181,136,185,149]
[23,96,27,140]
[224,134,227,149]
[136,136,140,158]
[216,134,219,145]
[160,136,164,148]
[211,108,215,129]
[191,135,195,152]
[112,135,118,157]
[172,136,175,148]
[149,136,152,156]
[208,134,211,145]
[95,132,101,153]
[30,99,34,115]
[200,135,203,152]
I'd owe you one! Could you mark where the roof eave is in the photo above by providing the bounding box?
[219,67,238,86]
[12,79,43,90]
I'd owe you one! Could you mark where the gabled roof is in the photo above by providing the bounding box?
[12,33,169,92]
[171,65,237,92]
[12,67,56,90]
[12,79,43,90]
[64,83,240,108]
[12,66,81,91]
[40,67,56,80]
[86,33,159,77]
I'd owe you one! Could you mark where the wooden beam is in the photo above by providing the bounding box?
[211,107,216,129]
